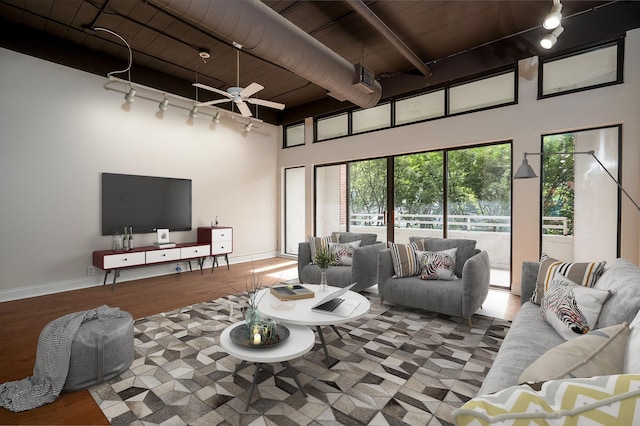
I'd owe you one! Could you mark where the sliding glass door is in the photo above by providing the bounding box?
[541,126,620,263]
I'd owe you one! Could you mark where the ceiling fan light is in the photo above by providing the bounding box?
[212,112,221,124]
[244,121,253,132]
[189,105,198,119]
[543,3,563,29]
[540,26,564,49]
[124,86,136,103]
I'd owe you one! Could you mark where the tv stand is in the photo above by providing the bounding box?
[92,242,210,290]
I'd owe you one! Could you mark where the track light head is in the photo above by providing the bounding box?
[124,86,136,103]
[189,104,198,119]
[158,96,169,111]
[540,26,564,49]
[212,111,221,124]
[543,2,563,30]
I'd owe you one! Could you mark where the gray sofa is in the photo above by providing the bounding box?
[298,232,386,292]
[478,258,640,395]
[377,237,490,324]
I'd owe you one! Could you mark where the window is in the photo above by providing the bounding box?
[352,103,391,134]
[540,40,623,97]
[449,70,516,114]
[284,167,305,254]
[315,113,348,141]
[395,90,445,125]
[284,123,305,147]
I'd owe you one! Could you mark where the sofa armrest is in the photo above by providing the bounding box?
[377,249,395,299]
[520,261,539,305]
[351,242,386,292]
[297,242,312,283]
[461,250,491,319]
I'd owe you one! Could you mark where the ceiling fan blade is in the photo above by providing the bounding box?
[247,98,286,110]
[196,99,231,107]
[234,100,253,117]
[193,82,231,98]
[239,82,264,98]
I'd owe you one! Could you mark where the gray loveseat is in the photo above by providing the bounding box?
[478,258,640,395]
[298,232,386,292]
[377,237,490,324]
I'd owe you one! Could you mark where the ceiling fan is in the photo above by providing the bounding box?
[193,48,285,117]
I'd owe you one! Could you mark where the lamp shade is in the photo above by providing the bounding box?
[513,158,537,179]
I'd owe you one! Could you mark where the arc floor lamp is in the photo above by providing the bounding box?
[513,150,640,213]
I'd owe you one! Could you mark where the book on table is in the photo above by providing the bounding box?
[270,284,315,300]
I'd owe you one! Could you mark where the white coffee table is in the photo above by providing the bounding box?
[256,284,370,365]
[220,322,314,411]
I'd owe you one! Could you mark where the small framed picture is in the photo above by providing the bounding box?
[157,228,170,244]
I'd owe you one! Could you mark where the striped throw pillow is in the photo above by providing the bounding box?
[389,242,421,278]
[309,235,338,261]
[531,253,606,304]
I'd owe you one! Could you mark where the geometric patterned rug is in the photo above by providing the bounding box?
[89,290,510,425]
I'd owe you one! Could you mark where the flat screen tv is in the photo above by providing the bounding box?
[101,173,192,235]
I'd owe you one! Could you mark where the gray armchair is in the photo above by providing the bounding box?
[377,237,490,324]
[298,232,386,292]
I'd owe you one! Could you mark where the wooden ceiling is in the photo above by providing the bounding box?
[1,0,638,124]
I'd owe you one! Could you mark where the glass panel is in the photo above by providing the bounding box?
[352,103,391,134]
[395,90,445,125]
[284,167,305,254]
[316,113,348,141]
[315,164,345,236]
[393,151,444,244]
[450,71,515,114]
[348,159,387,242]
[284,123,304,147]
[542,44,619,96]
[541,127,619,263]
[447,144,512,287]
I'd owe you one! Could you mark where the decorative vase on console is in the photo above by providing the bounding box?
[313,247,335,292]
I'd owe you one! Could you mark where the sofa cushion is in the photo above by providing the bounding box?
[389,242,421,278]
[329,240,361,266]
[417,248,458,280]
[333,232,377,246]
[593,258,640,328]
[454,374,640,425]
[540,274,611,340]
[518,322,628,384]
[624,309,640,374]
[309,235,338,260]
[410,237,476,278]
[532,253,606,304]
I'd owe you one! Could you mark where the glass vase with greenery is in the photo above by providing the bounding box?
[313,247,335,291]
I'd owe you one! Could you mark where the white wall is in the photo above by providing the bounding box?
[279,29,640,294]
[0,48,279,301]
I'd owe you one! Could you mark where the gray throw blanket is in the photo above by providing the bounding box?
[0,305,127,412]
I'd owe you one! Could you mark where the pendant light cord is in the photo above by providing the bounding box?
[94,27,132,84]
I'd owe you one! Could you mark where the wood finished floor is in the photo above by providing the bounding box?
[0,257,520,425]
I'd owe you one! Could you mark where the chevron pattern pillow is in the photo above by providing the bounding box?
[453,374,640,426]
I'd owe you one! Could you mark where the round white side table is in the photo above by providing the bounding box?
[220,322,314,411]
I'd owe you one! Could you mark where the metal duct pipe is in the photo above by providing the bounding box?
[151,0,382,108]
[345,0,432,78]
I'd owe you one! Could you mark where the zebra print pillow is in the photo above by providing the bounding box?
[532,254,606,304]
[540,274,612,340]
[417,248,458,280]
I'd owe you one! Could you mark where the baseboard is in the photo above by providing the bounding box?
[0,252,279,302]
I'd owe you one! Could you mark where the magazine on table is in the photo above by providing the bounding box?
[270,284,315,300]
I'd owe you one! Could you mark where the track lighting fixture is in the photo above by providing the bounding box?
[158,96,169,111]
[244,121,253,132]
[540,26,564,49]
[543,1,563,30]
[212,111,221,124]
[124,86,136,103]
[189,104,198,119]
